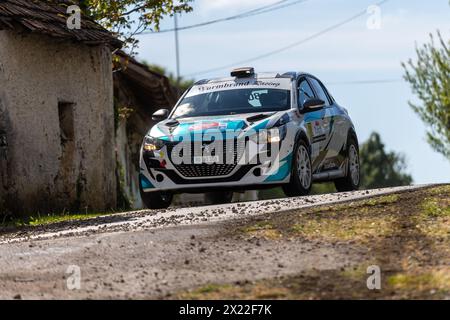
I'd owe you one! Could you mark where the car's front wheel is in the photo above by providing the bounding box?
[282,139,312,197]
[334,137,360,192]
[140,189,173,209]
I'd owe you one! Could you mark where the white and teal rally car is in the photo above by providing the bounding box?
[139,68,360,209]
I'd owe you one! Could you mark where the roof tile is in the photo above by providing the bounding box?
[0,0,122,48]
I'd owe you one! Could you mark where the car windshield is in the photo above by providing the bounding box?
[171,88,291,119]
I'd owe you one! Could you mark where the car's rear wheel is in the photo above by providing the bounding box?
[205,191,234,205]
[334,137,360,192]
[140,189,173,209]
[282,139,312,197]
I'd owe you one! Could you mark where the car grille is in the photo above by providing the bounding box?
[169,139,246,178]
[174,163,236,178]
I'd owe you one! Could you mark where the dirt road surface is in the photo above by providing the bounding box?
[0,184,448,299]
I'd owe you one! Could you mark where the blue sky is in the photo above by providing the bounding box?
[135,0,450,184]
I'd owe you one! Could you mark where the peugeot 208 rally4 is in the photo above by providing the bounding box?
[139,68,360,209]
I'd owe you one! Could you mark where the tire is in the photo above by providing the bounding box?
[334,137,360,192]
[205,191,234,205]
[282,139,312,197]
[140,189,173,209]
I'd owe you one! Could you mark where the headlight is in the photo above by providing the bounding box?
[267,126,286,144]
[268,133,281,143]
[143,136,164,152]
[267,114,289,143]
[248,128,282,144]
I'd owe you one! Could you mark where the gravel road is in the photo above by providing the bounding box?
[0,184,437,299]
[0,185,429,244]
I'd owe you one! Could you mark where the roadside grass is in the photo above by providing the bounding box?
[387,268,450,293]
[239,188,450,244]
[240,193,402,243]
[364,194,399,206]
[241,221,283,240]
[176,185,450,299]
[177,266,450,300]
[420,197,450,218]
[178,282,291,300]
[27,212,109,226]
[290,215,395,242]
[414,195,450,240]
[1,210,116,228]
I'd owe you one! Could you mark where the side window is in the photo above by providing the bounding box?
[309,78,331,106]
[298,79,315,108]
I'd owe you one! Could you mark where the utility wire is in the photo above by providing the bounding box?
[186,0,390,78]
[140,0,308,34]
[326,78,403,86]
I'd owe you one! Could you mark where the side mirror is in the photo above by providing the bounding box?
[301,98,325,113]
[152,109,169,121]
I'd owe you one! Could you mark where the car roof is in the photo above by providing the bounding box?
[194,71,317,85]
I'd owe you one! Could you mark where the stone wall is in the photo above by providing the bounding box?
[0,30,116,216]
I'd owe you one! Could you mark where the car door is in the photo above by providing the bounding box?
[297,77,326,172]
[308,77,346,171]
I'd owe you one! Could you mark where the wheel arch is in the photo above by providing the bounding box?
[295,129,312,153]
[347,128,359,150]
[288,129,312,172]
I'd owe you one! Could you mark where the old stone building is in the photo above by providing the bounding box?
[0,0,122,216]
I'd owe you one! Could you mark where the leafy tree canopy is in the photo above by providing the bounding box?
[76,0,193,50]
[402,31,450,160]
[360,132,413,189]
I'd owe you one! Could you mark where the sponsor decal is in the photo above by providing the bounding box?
[187,78,291,97]
[188,122,226,131]
[312,120,325,137]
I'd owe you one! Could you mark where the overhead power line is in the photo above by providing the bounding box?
[140,0,308,34]
[326,78,403,86]
[186,0,390,78]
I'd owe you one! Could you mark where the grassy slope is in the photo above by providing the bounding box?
[177,185,450,299]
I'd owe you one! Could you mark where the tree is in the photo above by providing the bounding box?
[360,132,413,189]
[402,31,450,160]
[76,0,193,50]
[144,63,195,95]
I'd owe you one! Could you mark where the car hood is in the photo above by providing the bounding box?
[148,112,283,141]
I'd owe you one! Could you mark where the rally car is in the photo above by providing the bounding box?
[139,67,360,209]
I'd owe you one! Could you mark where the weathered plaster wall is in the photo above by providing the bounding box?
[0,30,116,215]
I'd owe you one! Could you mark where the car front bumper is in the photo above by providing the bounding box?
[139,146,293,193]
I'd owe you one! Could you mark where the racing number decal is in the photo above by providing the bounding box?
[248,92,261,101]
